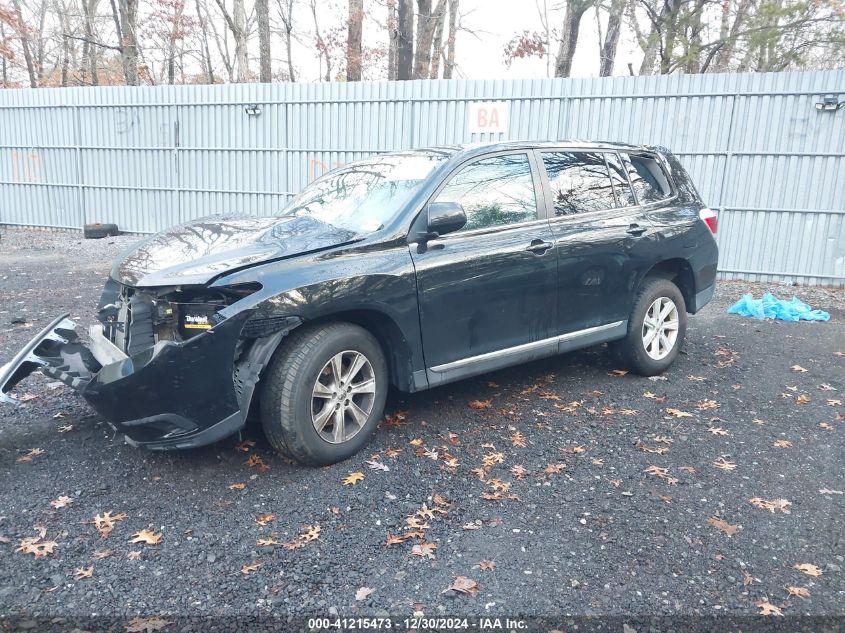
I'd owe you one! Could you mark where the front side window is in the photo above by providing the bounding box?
[434,153,538,232]
[541,152,617,216]
[620,153,672,204]
[277,150,452,233]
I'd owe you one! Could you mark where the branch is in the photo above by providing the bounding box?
[65,34,122,51]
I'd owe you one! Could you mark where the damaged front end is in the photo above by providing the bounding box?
[1,278,298,450]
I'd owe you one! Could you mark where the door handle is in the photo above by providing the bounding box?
[626,224,647,236]
[525,239,553,255]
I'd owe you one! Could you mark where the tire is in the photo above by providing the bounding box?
[611,277,687,376]
[83,223,119,239]
[259,323,388,466]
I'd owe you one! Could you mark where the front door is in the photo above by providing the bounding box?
[409,152,558,385]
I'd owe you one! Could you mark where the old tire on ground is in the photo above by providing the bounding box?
[83,223,119,239]
[610,277,688,376]
[259,322,388,466]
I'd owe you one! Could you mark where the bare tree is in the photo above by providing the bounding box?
[110,0,140,84]
[212,0,250,81]
[554,0,595,77]
[256,0,271,81]
[276,0,295,80]
[386,0,397,79]
[396,0,412,79]
[599,0,626,75]
[10,0,38,86]
[195,0,215,82]
[346,0,362,80]
[442,0,457,78]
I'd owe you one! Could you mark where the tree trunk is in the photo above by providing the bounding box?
[396,0,413,80]
[233,0,248,81]
[195,0,215,83]
[278,0,295,81]
[412,0,435,79]
[387,0,397,79]
[554,0,587,78]
[10,0,37,87]
[346,0,363,80]
[442,0,457,78]
[599,0,625,76]
[83,0,99,85]
[256,0,271,81]
[712,0,751,72]
[167,0,186,84]
[110,0,139,85]
[429,0,447,78]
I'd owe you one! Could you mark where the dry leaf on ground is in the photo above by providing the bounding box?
[755,601,784,616]
[445,576,479,596]
[793,563,822,577]
[355,586,374,601]
[343,471,365,485]
[129,530,163,545]
[707,515,740,536]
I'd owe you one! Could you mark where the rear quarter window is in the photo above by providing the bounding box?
[620,153,673,204]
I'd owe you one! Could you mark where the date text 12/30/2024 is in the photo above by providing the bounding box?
[308,617,528,630]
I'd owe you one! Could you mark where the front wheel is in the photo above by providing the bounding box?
[611,278,687,376]
[259,323,388,466]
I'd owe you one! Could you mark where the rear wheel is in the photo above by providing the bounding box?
[611,278,687,376]
[260,323,387,466]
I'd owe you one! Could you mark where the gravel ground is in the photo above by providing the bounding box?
[0,228,843,631]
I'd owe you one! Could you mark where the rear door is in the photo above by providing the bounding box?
[410,152,558,384]
[536,149,657,335]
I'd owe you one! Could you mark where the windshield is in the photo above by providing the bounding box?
[276,151,452,232]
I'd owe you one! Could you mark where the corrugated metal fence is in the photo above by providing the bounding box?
[0,70,843,285]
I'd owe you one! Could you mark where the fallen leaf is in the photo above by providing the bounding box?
[50,495,73,509]
[93,550,114,559]
[643,391,667,402]
[773,440,793,448]
[241,561,262,575]
[543,463,565,475]
[125,616,173,632]
[355,586,375,601]
[365,458,390,472]
[510,432,526,447]
[666,408,693,418]
[256,538,280,546]
[608,369,628,377]
[791,365,808,373]
[234,439,256,452]
[57,424,74,433]
[433,494,451,507]
[468,399,492,410]
[300,525,321,542]
[827,399,842,406]
[608,479,622,487]
[129,530,163,545]
[17,448,44,463]
[445,576,479,596]
[245,453,269,471]
[743,570,754,586]
[478,559,496,571]
[73,566,94,580]
[385,533,405,546]
[819,488,843,495]
[93,511,128,538]
[343,471,365,485]
[707,515,740,536]
[795,394,810,405]
[793,563,822,577]
[412,541,437,559]
[255,514,275,526]
[755,600,784,616]
[462,522,482,530]
[385,447,403,458]
[749,498,792,513]
[696,399,720,411]
[481,452,505,468]
[786,586,811,599]
[16,537,58,558]
[712,457,737,471]
[708,427,729,436]
[127,550,142,560]
[228,483,246,490]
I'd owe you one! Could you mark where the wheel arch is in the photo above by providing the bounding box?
[641,258,695,312]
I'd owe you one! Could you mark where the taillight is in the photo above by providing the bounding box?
[699,208,718,234]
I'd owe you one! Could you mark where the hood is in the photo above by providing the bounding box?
[115,214,361,287]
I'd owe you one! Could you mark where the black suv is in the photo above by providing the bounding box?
[1,141,718,465]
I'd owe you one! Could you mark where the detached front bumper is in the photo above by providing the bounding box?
[1,312,250,449]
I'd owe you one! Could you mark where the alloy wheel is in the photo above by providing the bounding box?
[641,296,679,361]
[311,350,376,444]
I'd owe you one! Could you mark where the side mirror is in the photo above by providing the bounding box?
[426,201,466,237]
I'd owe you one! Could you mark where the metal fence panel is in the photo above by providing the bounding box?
[0,70,843,285]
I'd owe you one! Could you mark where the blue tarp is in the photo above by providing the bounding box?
[728,293,830,322]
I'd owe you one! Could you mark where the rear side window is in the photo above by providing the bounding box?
[605,153,637,207]
[620,153,672,204]
[541,152,616,216]
[434,153,538,232]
